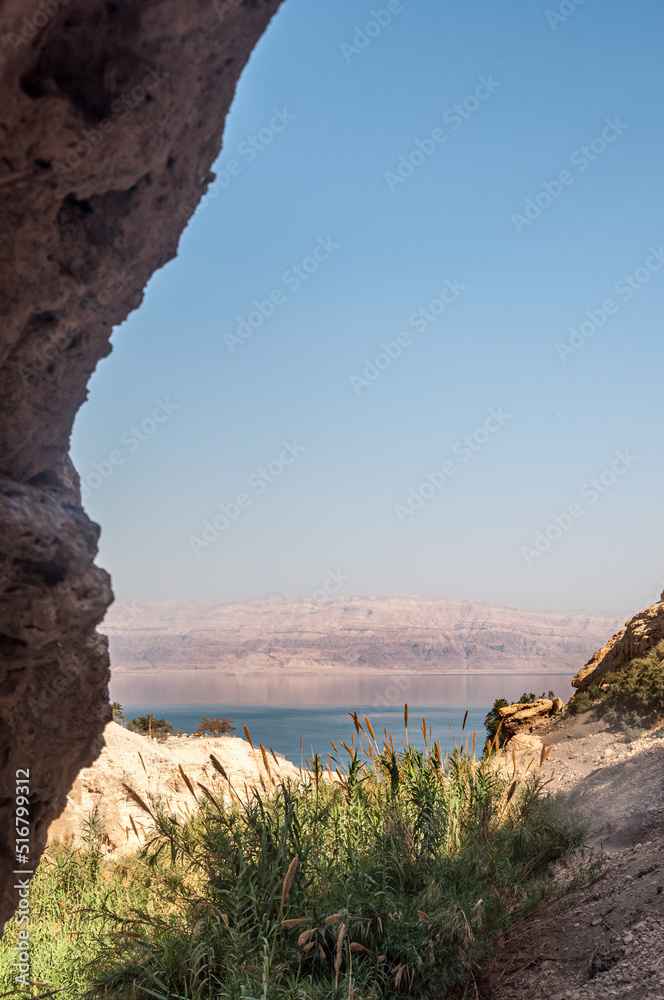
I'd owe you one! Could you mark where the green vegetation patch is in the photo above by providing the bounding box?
[0,718,587,1000]
[569,640,664,735]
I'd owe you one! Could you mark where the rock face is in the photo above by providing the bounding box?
[105,594,623,674]
[498,697,564,744]
[48,722,300,853]
[573,597,664,691]
[0,0,283,933]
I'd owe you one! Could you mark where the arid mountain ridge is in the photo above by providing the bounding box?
[104,593,624,674]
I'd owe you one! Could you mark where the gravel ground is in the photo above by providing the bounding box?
[485,713,664,999]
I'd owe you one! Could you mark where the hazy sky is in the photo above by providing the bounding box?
[72,0,664,616]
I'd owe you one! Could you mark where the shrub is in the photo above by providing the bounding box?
[82,720,584,1000]
[593,641,664,733]
[195,716,236,736]
[126,714,173,739]
[0,716,588,1000]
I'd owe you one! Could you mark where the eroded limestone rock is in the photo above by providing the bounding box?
[573,598,664,692]
[0,0,283,933]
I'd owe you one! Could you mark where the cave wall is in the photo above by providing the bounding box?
[0,0,283,933]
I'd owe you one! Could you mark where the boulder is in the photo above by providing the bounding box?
[498,698,556,742]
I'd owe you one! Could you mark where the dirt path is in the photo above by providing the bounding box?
[485,714,664,999]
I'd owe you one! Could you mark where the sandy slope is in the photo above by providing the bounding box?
[47,722,301,851]
[487,715,664,1000]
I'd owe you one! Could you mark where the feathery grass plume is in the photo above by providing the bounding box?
[196,782,223,813]
[137,751,148,776]
[334,923,346,986]
[472,727,477,758]
[121,784,155,819]
[13,714,589,1000]
[209,753,229,781]
[364,715,376,741]
[540,743,553,766]
[404,703,409,744]
[281,856,299,906]
[462,709,468,732]
[243,724,254,749]
[269,747,280,767]
[259,742,274,784]
[421,716,428,749]
[129,815,141,841]
[177,765,198,801]
[448,721,458,750]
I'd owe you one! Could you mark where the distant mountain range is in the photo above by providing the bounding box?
[103,594,624,675]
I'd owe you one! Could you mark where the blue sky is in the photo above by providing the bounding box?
[72,0,664,616]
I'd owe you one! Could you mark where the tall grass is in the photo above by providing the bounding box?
[0,712,587,1000]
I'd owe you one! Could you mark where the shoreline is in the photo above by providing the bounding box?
[110,667,575,677]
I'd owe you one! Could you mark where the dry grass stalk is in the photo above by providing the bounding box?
[209,754,229,781]
[334,923,346,986]
[281,856,299,906]
[122,784,155,819]
[178,765,198,801]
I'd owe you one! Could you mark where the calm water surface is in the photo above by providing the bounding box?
[109,671,573,764]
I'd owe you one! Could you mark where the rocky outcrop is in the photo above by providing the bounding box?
[0,0,283,933]
[48,722,300,852]
[499,697,565,744]
[573,595,664,692]
[104,594,623,674]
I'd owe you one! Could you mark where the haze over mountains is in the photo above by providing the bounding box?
[104,594,623,675]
